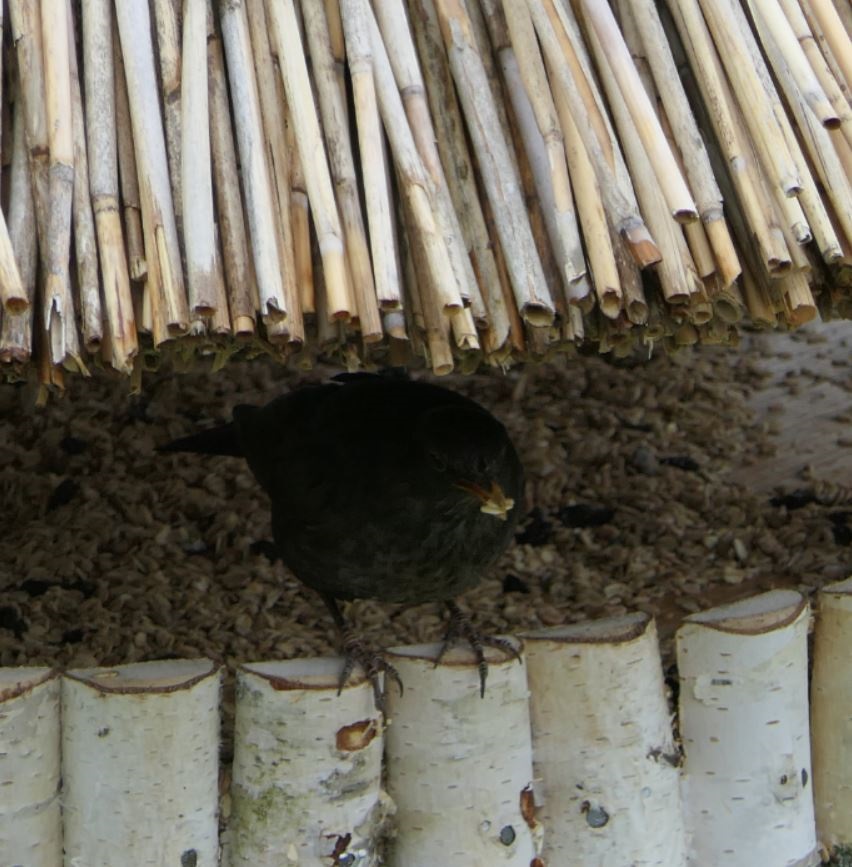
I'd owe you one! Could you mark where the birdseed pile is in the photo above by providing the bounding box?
[2,327,850,688]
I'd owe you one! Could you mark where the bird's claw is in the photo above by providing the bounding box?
[437,601,522,698]
[340,631,404,710]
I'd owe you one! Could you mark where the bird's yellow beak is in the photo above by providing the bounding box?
[455,480,515,520]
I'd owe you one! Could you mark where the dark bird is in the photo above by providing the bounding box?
[159,373,524,703]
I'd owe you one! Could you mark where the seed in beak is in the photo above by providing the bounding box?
[456,480,515,520]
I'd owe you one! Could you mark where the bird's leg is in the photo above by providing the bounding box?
[436,600,522,698]
[319,593,403,709]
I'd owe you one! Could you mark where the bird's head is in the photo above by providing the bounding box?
[417,405,522,521]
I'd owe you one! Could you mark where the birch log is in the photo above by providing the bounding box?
[677,590,819,867]
[811,577,852,850]
[227,659,387,866]
[61,659,221,866]
[0,668,61,867]
[523,614,686,866]
[383,640,540,866]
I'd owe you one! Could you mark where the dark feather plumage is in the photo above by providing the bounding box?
[159,375,524,696]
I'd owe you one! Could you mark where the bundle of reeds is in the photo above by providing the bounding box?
[0,0,849,395]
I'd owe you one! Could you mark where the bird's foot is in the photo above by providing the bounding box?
[339,630,404,710]
[436,600,522,697]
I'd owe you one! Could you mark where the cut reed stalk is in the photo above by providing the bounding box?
[449,305,480,352]
[9,0,56,370]
[529,0,658,265]
[806,0,852,92]
[625,0,740,285]
[0,208,27,318]
[406,0,512,352]
[741,260,780,326]
[502,81,569,331]
[304,0,383,342]
[265,0,352,321]
[115,1,189,341]
[207,9,257,335]
[433,0,553,325]
[547,49,622,318]
[592,23,699,307]
[323,0,348,109]
[757,8,852,250]
[244,0,303,343]
[374,0,485,318]
[81,0,137,371]
[364,1,463,315]
[1,105,36,363]
[285,96,315,322]
[399,195,455,375]
[666,0,792,274]
[778,0,852,150]
[66,0,102,353]
[152,0,183,237]
[698,0,802,197]
[219,0,288,324]
[113,26,147,282]
[181,0,220,319]
[610,227,648,326]
[579,0,697,223]
[203,16,233,341]
[487,0,586,294]
[750,0,839,128]
[680,210,717,280]
[709,275,746,323]
[9,0,49,244]
[339,0,403,312]
[41,0,83,369]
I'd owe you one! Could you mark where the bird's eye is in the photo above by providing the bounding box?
[429,449,447,472]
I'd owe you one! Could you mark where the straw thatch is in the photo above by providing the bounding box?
[0,0,850,397]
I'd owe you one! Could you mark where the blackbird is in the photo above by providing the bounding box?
[160,373,524,702]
